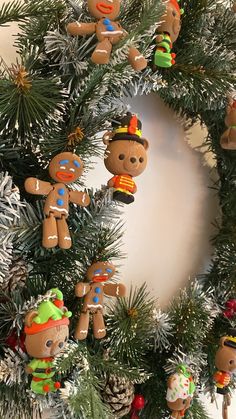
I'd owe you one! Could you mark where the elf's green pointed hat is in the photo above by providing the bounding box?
[24,288,72,335]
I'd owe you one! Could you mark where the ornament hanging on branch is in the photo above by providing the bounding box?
[220,99,236,150]
[223,299,236,319]
[2,256,28,292]
[24,152,90,249]
[66,0,147,71]
[154,0,184,69]
[103,113,149,205]
[130,394,145,419]
[24,288,72,395]
[102,374,135,418]
[213,329,236,419]
[74,261,126,340]
[166,364,195,418]
[6,329,26,354]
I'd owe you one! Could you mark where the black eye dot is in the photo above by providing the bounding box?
[229,360,234,364]
[172,10,177,17]
[139,157,144,163]
[182,400,186,405]
[59,342,64,349]
[119,154,125,160]
[46,340,53,347]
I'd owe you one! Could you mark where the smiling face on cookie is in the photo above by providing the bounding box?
[88,0,121,20]
[49,152,84,184]
[87,261,116,283]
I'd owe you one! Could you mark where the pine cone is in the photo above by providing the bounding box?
[3,256,27,292]
[103,375,134,418]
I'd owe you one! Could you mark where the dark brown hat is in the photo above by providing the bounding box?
[224,328,236,349]
[111,112,145,145]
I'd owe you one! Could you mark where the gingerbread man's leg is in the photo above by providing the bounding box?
[128,47,147,71]
[42,213,58,248]
[57,216,72,249]
[91,39,112,65]
[75,312,90,340]
[93,310,106,339]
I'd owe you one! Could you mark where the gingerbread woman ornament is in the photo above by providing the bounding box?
[25,152,90,249]
[75,261,126,340]
[67,0,147,71]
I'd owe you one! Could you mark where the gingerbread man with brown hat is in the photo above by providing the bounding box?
[74,261,126,340]
[67,0,147,71]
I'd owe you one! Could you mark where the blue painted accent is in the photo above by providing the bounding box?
[57,199,64,206]
[93,296,99,304]
[106,268,112,273]
[58,188,65,196]
[73,160,81,168]
[94,269,102,274]
[103,18,110,25]
[59,159,69,164]
[95,287,101,294]
[107,25,114,31]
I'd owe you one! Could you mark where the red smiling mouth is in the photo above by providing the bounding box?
[93,275,109,283]
[96,2,114,14]
[56,171,74,182]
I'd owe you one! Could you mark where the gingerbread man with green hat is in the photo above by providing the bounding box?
[24,288,72,395]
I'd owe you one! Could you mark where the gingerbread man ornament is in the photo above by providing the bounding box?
[220,99,236,150]
[67,0,147,71]
[25,152,90,249]
[75,261,126,340]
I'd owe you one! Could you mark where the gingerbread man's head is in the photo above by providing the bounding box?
[225,100,236,128]
[49,152,84,184]
[215,330,236,373]
[158,0,182,42]
[87,261,115,283]
[87,0,121,20]
[24,288,72,358]
[103,113,149,178]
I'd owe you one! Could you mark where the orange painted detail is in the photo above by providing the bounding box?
[112,175,136,193]
[24,317,70,335]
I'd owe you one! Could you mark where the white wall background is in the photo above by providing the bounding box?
[1,5,235,418]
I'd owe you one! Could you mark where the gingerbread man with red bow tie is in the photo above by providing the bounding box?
[67,0,147,71]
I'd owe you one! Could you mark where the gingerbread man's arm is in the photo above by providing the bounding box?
[69,190,90,207]
[67,21,96,37]
[25,178,53,196]
[75,282,91,298]
[104,283,126,298]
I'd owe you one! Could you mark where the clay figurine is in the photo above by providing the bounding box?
[67,0,147,71]
[214,329,236,419]
[166,364,195,418]
[25,152,90,249]
[75,261,126,340]
[103,112,149,204]
[24,288,72,395]
[220,99,236,150]
[154,0,183,68]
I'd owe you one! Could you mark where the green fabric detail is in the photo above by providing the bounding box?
[30,359,55,379]
[31,378,57,395]
[189,380,196,395]
[177,364,191,378]
[28,358,39,371]
[154,50,173,68]
[156,33,172,54]
[33,288,72,324]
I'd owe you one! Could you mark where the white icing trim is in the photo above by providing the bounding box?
[79,330,87,334]
[96,49,108,54]
[69,168,75,172]
[64,236,71,241]
[101,30,123,35]
[50,206,68,214]
[135,55,144,61]
[87,304,103,309]
[60,166,66,169]
[82,193,86,203]
[48,235,58,240]
[36,180,39,191]
[75,22,81,27]
[97,329,105,333]
[116,286,119,296]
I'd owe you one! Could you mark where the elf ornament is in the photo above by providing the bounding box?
[220,99,236,150]
[24,288,72,395]
[213,329,236,419]
[154,0,183,68]
[166,365,195,419]
[103,113,149,205]
[74,261,126,340]
[25,152,90,249]
[66,0,147,71]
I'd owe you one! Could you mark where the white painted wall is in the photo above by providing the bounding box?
[0,6,235,418]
